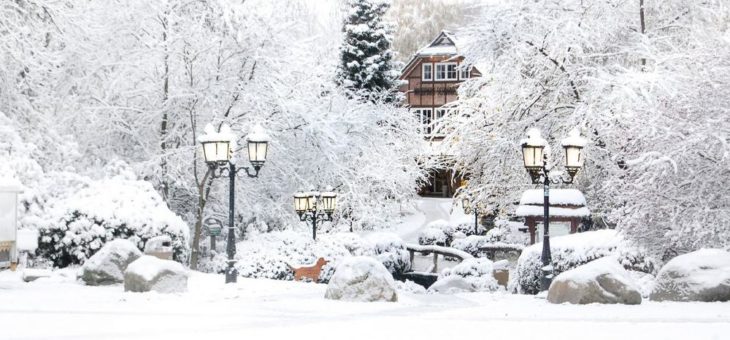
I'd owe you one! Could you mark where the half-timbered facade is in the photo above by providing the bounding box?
[399,31,481,197]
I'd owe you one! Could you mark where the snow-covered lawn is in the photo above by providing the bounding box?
[1,270,728,340]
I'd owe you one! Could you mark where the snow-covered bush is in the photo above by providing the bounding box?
[513,230,657,294]
[36,178,190,267]
[439,258,499,292]
[203,231,410,283]
[395,279,426,294]
[419,219,492,247]
[418,227,448,246]
[364,232,411,276]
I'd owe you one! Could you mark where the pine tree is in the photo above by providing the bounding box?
[338,0,398,101]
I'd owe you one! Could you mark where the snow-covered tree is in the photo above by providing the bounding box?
[338,0,399,100]
[445,0,730,260]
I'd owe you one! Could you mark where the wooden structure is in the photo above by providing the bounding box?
[0,178,23,270]
[398,31,482,197]
[515,189,590,244]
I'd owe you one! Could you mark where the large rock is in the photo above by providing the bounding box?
[124,255,188,293]
[548,257,642,305]
[428,276,476,294]
[80,239,142,285]
[325,256,398,302]
[650,249,730,302]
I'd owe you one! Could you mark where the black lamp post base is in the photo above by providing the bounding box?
[225,264,238,284]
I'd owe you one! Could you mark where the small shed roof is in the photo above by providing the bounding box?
[519,189,586,206]
[516,189,590,218]
[0,177,24,192]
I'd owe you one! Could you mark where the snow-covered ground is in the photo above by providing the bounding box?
[1,269,729,340]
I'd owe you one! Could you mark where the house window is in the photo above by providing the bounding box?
[434,108,449,136]
[422,63,433,81]
[413,108,434,135]
[460,65,470,80]
[435,62,458,81]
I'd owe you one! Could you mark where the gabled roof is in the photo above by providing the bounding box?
[399,30,479,80]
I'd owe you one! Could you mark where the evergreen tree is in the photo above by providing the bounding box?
[338,0,398,101]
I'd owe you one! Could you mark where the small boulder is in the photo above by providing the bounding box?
[650,249,730,302]
[325,256,398,302]
[124,256,188,293]
[548,257,642,305]
[80,239,142,286]
[428,276,476,294]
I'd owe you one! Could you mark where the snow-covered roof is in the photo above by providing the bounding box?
[400,30,485,80]
[516,189,590,217]
[0,177,24,192]
[415,31,460,57]
[519,189,587,206]
[515,205,590,218]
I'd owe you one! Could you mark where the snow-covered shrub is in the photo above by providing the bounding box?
[36,178,190,267]
[364,232,410,275]
[485,220,529,245]
[395,279,426,294]
[204,231,410,283]
[513,230,657,295]
[418,227,448,246]
[439,258,499,292]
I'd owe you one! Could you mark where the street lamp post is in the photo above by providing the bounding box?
[294,189,337,241]
[520,128,585,292]
[200,123,270,284]
[461,197,483,235]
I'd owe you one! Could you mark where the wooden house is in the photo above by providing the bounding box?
[398,31,482,197]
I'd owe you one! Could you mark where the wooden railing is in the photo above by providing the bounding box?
[404,243,473,274]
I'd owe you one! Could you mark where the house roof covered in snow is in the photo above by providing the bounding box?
[399,30,483,80]
[0,177,24,192]
[515,189,590,218]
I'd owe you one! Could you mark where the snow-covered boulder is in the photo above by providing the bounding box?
[428,276,476,293]
[80,239,142,286]
[124,256,188,293]
[324,256,398,302]
[547,257,642,305]
[650,249,730,302]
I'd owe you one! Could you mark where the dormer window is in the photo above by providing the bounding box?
[460,65,470,80]
[422,63,433,81]
[435,62,458,81]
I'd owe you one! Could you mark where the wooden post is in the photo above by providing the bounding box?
[409,250,414,267]
[432,253,438,273]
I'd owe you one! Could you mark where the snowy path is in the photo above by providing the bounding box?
[395,198,457,243]
[1,271,729,340]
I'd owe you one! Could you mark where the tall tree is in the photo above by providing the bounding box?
[338,0,398,100]
[444,0,730,261]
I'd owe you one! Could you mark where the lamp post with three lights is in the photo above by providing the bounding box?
[293,189,337,241]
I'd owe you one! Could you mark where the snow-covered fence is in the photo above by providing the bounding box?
[404,243,473,274]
